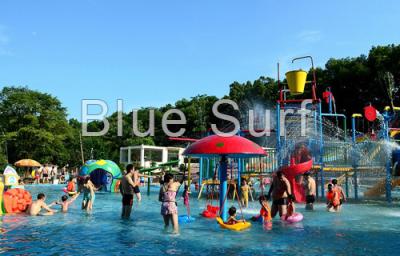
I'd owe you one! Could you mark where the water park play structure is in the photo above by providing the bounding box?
[79,160,122,192]
[166,55,400,225]
[184,134,266,228]
[0,166,32,214]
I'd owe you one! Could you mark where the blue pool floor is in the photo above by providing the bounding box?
[1,185,400,256]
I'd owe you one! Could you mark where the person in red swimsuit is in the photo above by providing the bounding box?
[326,184,340,212]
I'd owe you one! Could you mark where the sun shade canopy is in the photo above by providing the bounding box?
[15,159,41,167]
[183,135,267,158]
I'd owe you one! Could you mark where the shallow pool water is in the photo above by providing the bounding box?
[1,185,399,255]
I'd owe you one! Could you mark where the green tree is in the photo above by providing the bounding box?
[0,86,74,165]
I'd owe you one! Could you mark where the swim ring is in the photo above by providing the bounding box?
[282,212,303,223]
[3,188,32,213]
[62,188,77,196]
[216,217,251,231]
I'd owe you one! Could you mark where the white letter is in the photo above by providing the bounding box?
[81,99,109,136]
[280,108,294,136]
[162,109,186,137]
[249,109,271,137]
[211,99,240,137]
[117,99,123,137]
[132,109,155,137]
[299,99,312,136]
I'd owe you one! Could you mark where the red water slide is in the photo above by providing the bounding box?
[281,158,313,203]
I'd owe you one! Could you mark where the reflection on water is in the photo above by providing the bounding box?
[0,185,399,255]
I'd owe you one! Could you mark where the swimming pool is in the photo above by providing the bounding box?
[1,185,399,255]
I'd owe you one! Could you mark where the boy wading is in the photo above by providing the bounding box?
[120,164,137,219]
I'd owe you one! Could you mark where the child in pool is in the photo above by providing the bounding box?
[66,177,76,195]
[326,184,340,212]
[182,183,189,207]
[241,179,250,208]
[252,195,272,224]
[56,193,80,213]
[226,206,245,225]
[182,183,191,216]
[283,196,296,220]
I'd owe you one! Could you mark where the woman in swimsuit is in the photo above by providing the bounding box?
[160,173,182,233]
[82,177,96,212]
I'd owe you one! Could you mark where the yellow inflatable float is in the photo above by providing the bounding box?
[216,217,251,231]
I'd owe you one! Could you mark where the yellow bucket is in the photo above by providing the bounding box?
[285,70,307,95]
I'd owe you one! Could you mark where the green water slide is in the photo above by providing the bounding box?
[138,160,181,195]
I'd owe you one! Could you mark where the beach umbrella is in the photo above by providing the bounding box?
[183,135,266,221]
[15,159,41,167]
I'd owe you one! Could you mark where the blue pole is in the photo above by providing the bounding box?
[352,117,356,143]
[276,102,281,167]
[383,111,392,203]
[219,156,228,222]
[208,158,212,178]
[199,158,203,191]
[237,159,242,197]
[319,102,325,198]
[352,116,359,200]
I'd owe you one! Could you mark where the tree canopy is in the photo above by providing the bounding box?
[1,44,399,168]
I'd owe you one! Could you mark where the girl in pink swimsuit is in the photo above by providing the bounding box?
[159,173,182,233]
[161,190,177,215]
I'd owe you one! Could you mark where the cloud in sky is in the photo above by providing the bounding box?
[297,30,322,43]
[0,24,12,56]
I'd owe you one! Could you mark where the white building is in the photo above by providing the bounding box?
[120,145,185,168]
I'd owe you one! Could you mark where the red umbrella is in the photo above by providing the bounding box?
[183,135,267,157]
[184,135,266,221]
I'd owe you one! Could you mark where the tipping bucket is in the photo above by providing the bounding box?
[285,70,307,95]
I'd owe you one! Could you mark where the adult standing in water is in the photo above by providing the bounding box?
[267,171,293,218]
[82,176,96,212]
[160,173,183,233]
[303,172,316,210]
[120,164,137,219]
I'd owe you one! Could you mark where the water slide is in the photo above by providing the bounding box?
[138,160,180,174]
[281,159,313,203]
[363,177,400,197]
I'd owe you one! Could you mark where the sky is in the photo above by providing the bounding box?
[1,0,400,120]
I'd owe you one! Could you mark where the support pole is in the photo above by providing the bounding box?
[383,111,392,203]
[276,102,282,166]
[79,132,85,164]
[319,102,325,198]
[352,114,361,200]
[315,171,319,199]
[188,157,191,192]
[199,158,203,191]
[147,171,150,196]
[237,159,242,197]
[219,155,228,222]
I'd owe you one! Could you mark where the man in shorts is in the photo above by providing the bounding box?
[267,171,293,218]
[120,164,138,219]
[303,172,316,210]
